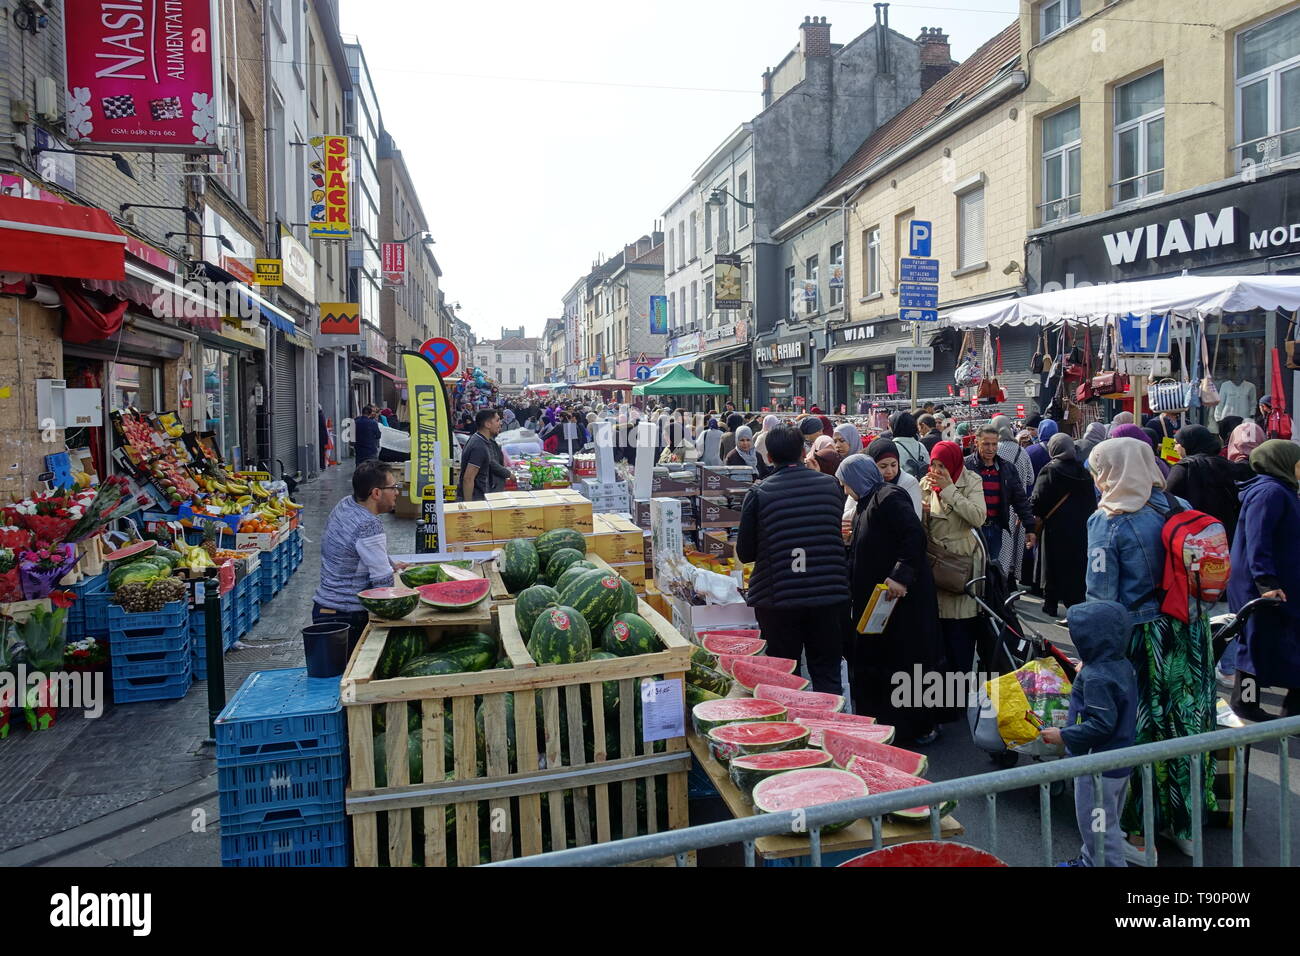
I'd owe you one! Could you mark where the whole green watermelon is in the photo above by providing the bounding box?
[514,585,559,640]
[378,627,429,679]
[601,613,660,657]
[535,528,586,569]
[554,561,598,594]
[544,548,586,585]
[591,651,621,713]
[616,576,638,614]
[108,559,165,591]
[431,631,496,672]
[558,569,626,636]
[500,539,539,593]
[475,692,517,768]
[153,547,183,569]
[526,605,592,665]
[399,654,463,677]
[399,564,443,588]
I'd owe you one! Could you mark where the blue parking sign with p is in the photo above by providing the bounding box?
[909,220,932,257]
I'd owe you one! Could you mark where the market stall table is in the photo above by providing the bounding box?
[686,733,963,863]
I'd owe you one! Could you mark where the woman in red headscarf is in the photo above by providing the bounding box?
[919,440,988,729]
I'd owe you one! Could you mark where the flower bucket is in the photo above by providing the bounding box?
[23,677,58,732]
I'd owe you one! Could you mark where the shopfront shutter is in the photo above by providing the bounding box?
[272,337,300,476]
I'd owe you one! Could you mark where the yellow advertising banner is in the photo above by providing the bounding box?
[319,302,360,336]
[402,351,452,503]
[309,135,351,239]
[255,258,283,285]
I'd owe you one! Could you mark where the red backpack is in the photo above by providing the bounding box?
[1158,493,1231,622]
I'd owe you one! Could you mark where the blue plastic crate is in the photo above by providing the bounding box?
[249,599,261,625]
[216,669,344,763]
[108,601,188,632]
[218,800,343,837]
[112,666,192,703]
[111,641,189,666]
[83,579,113,636]
[235,611,250,640]
[217,751,347,822]
[220,816,348,867]
[108,626,190,656]
[111,653,192,681]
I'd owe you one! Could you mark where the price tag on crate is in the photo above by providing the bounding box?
[640,677,685,743]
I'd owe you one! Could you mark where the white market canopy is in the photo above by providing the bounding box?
[947,275,1300,329]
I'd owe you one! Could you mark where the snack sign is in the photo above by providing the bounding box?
[63,0,220,152]
[309,135,352,239]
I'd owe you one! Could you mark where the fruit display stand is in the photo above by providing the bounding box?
[685,733,963,865]
[341,600,695,866]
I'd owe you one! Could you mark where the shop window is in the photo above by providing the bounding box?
[957,185,986,268]
[1114,70,1165,204]
[203,348,239,462]
[1041,105,1081,224]
[1039,0,1080,42]
[1235,6,1300,168]
[830,242,844,307]
[863,227,881,297]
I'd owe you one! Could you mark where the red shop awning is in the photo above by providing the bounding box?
[0,194,127,280]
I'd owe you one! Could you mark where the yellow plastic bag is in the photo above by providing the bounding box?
[985,657,1073,750]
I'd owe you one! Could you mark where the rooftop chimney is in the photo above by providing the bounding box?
[799,16,831,57]
[916,27,954,91]
[874,4,891,74]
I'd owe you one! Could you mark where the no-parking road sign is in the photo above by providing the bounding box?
[419,337,460,377]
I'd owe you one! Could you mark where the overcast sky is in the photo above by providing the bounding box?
[339,0,1022,342]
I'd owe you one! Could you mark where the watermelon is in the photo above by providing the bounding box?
[399,654,462,677]
[108,559,166,591]
[416,579,490,610]
[750,767,867,834]
[691,697,787,735]
[796,717,895,749]
[732,659,809,693]
[534,528,586,568]
[700,634,765,657]
[729,749,833,798]
[358,587,420,620]
[601,613,659,657]
[153,546,182,568]
[616,576,638,614]
[430,631,497,672]
[781,703,876,722]
[104,539,157,567]
[687,662,732,696]
[558,569,625,635]
[526,606,592,665]
[399,563,444,587]
[514,585,559,639]
[544,547,586,584]
[685,683,724,710]
[377,627,429,679]
[712,654,798,677]
[706,721,809,764]
[823,730,928,776]
[554,561,599,594]
[754,684,845,713]
[844,756,956,821]
[500,539,539,593]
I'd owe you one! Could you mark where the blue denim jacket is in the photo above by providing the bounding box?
[1085,492,1188,625]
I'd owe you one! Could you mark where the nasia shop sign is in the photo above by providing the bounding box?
[63,0,219,152]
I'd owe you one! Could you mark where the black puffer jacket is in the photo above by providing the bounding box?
[736,464,848,608]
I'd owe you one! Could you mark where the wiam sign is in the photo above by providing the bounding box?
[1102,206,1237,267]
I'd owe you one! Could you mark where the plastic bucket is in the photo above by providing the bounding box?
[302,622,350,678]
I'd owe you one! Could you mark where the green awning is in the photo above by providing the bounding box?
[632,363,730,396]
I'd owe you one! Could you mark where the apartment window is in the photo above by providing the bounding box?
[741,263,750,305]
[1041,105,1082,223]
[1039,0,1081,41]
[1235,6,1300,168]
[785,265,797,320]
[829,242,844,307]
[666,232,674,273]
[495,368,502,381]
[704,204,713,251]
[1114,70,1165,203]
[689,212,698,259]
[863,227,881,297]
[667,294,675,328]
[804,255,818,315]
[705,280,714,329]
[509,367,516,384]
[957,185,986,268]
[690,280,698,325]
[678,221,686,267]
[738,173,749,227]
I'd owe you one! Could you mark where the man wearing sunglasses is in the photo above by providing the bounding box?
[312,460,409,649]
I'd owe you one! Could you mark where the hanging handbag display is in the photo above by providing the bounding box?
[1147,331,1193,413]
[1267,348,1293,439]
[1091,322,1131,399]
[954,332,983,387]
[1199,329,1221,408]
[1074,324,1097,403]
[1061,324,1087,385]
[1030,331,1046,375]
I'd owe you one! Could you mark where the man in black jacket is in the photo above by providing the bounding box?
[965,425,1036,586]
[736,424,848,695]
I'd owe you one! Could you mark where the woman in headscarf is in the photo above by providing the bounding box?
[1216,415,1243,457]
[807,435,842,476]
[696,416,724,466]
[838,455,944,745]
[920,440,987,724]
[867,437,923,519]
[1109,410,1135,433]
[1029,433,1095,619]
[832,422,862,459]
[1075,421,1109,463]
[1165,424,1240,542]
[725,424,769,479]
[1025,418,1059,479]
[1086,438,1217,863]
[1227,440,1300,721]
[1111,423,1171,478]
[1225,421,1266,481]
[887,411,931,480]
[1254,394,1273,431]
[753,413,779,468]
[720,412,745,461]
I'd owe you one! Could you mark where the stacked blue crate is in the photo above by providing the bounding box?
[108,601,191,702]
[190,587,235,680]
[259,548,280,605]
[215,668,348,867]
[246,563,262,626]
[82,576,114,640]
[65,572,108,642]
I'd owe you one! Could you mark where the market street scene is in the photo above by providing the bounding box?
[0,0,1298,893]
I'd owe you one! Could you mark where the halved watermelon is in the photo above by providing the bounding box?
[416,578,491,610]
[782,705,877,725]
[691,698,787,736]
[797,718,895,749]
[729,748,832,798]
[357,587,419,620]
[700,634,765,657]
[824,730,928,776]
[844,756,956,822]
[706,721,809,764]
[713,654,797,677]
[732,659,809,693]
[699,629,762,640]
[105,539,157,565]
[754,684,846,714]
[751,767,867,833]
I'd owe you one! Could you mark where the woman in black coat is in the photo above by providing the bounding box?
[1029,433,1096,618]
[836,454,944,745]
[1165,424,1241,543]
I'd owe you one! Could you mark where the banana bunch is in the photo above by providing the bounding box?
[201,476,233,494]
[283,499,303,511]
[226,480,250,494]
[249,482,271,499]
[182,543,215,571]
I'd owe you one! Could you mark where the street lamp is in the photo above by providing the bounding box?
[708,187,754,209]
[396,231,435,245]
[33,145,135,180]
[166,231,235,253]
[121,203,201,226]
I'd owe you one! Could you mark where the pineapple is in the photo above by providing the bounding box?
[201,519,220,560]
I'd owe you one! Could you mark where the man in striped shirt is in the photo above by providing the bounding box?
[311,461,409,649]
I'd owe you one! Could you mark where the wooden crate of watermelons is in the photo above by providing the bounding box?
[487,527,596,601]
[340,592,695,867]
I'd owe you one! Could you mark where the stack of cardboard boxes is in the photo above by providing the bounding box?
[632,464,754,560]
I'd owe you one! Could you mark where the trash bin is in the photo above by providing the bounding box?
[302,622,350,678]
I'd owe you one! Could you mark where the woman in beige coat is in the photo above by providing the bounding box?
[921,440,987,724]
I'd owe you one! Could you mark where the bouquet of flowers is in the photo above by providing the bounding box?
[18,545,78,601]
[0,547,20,603]
[0,526,32,551]
[3,492,85,548]
[62,474,141,542]
[65,636,107,671]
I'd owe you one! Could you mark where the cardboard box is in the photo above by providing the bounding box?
[394,485,421,520]
[605,516,646,564]
[651,471,700,496]
[445,501,495,543]
[457,541,502,553]
[699,528,735,558]
[611,561,645,588]
[668,597,757,639]
[484,491,516,503]
[490,498,546,540]
[700,465,755,493]
[697,495,741,528]
[235,531,277,552]
[546,495,593,533]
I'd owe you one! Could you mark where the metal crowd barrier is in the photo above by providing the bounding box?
[488,715,1298,867]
